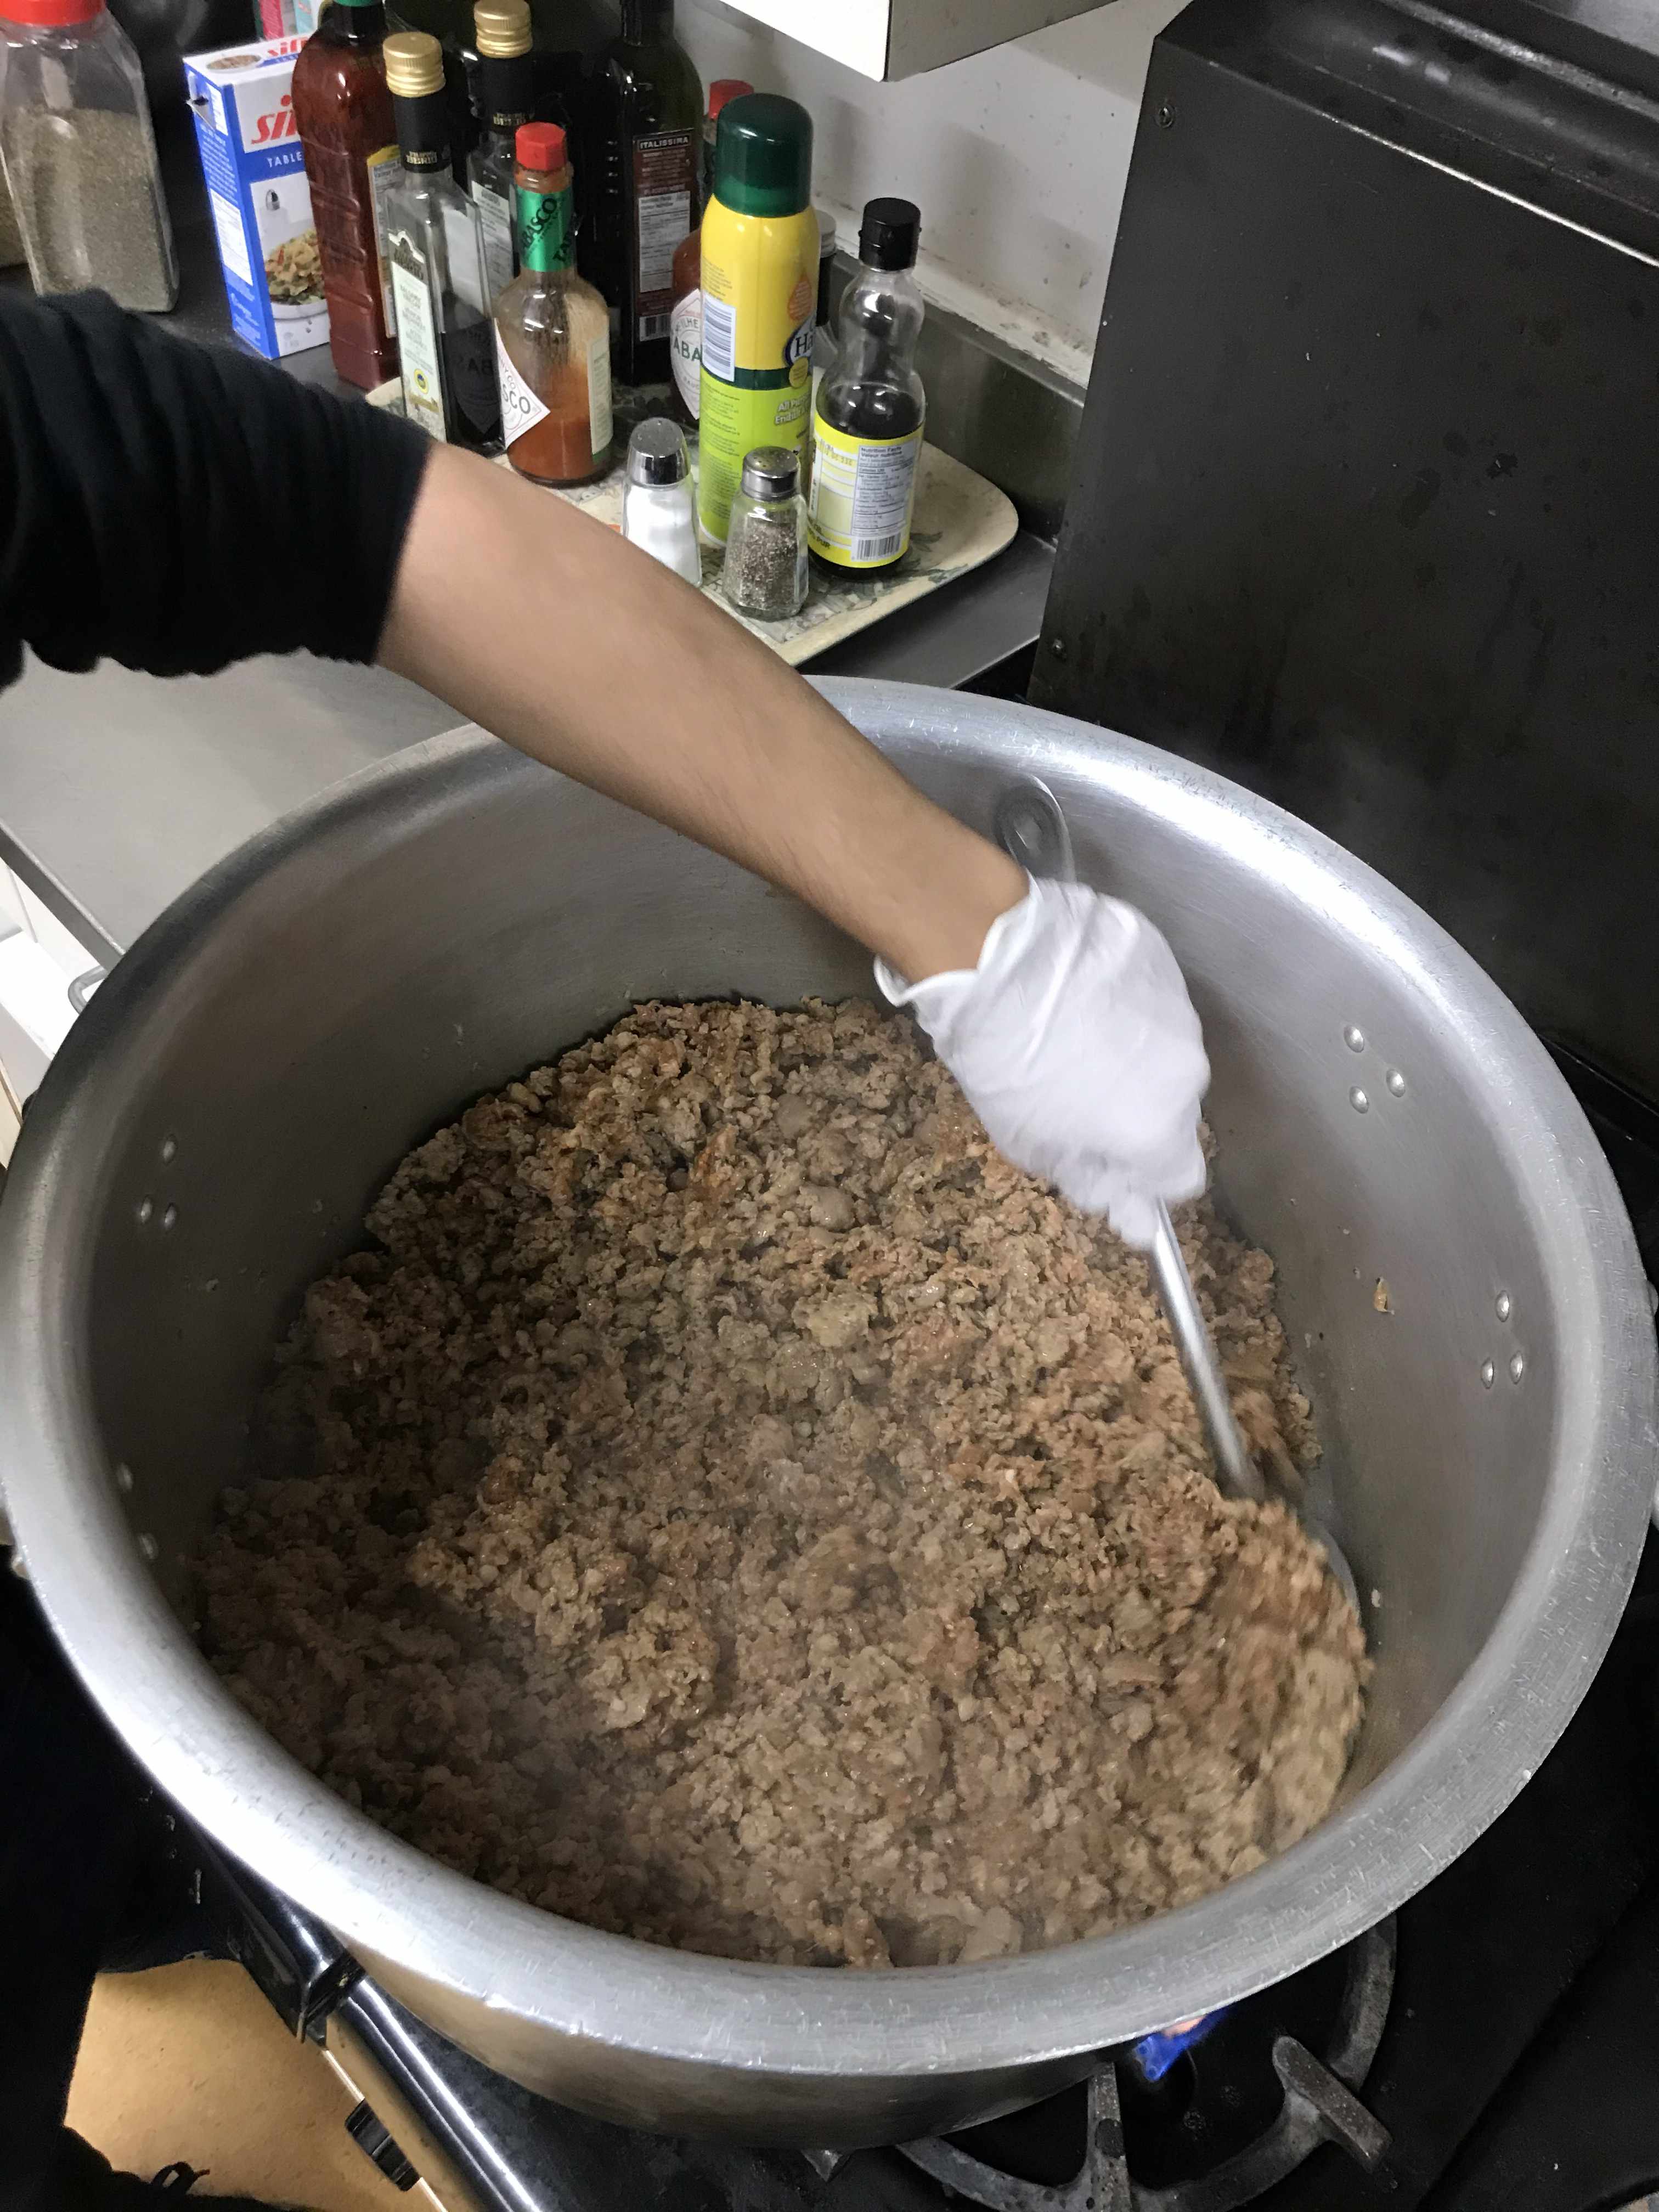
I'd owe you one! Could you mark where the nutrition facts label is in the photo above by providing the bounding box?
[633,129,694,336]
[808,420,924,568]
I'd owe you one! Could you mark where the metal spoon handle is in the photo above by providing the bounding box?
[1148,1199,1263,1504]
[992,776,1263,1506]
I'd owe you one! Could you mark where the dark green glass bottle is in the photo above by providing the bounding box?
[591,0,702,387]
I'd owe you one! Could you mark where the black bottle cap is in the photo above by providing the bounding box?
[858,196,919,272]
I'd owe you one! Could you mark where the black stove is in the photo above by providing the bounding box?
[159,1048,1659,2212]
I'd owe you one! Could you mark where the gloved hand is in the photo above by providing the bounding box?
[876,874,1209,1249]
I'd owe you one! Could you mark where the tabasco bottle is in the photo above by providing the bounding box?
[492,121,614,484]
[292,0,401,390]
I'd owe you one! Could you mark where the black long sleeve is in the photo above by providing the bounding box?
[0,288,430,689]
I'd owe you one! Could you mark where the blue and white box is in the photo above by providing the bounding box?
[187,37,329,362]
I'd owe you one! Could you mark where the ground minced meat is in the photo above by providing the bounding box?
[195,998,1365,1970]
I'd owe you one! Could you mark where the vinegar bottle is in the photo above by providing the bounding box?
[292,0,400,390]
[383,29,500,449]
[467,0,535,300]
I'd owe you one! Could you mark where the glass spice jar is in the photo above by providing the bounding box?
[0,0,177,311]
[720,443,806,620]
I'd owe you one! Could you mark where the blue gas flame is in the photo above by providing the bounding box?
[1128,2010,1226,2084]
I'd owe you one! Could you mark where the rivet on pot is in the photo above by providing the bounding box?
[136,1197,153,1227]
[1480,1359,1496,1388]
[1509,1352,1526,1385]
[1350,1087,1369,1113]
[1344,1025,1365,1052]
[161,1204,178,1231]
[160,1136,177,1165]
[1386,1069,1407,1097]
[115,1462,134,1494]
[1496,1292,1513,1322]
[138,1533,160,1563]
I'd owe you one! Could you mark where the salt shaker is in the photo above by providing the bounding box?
[721,445,808,620]
[622,419,701,585]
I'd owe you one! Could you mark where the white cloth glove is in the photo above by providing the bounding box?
[876,874,1209,1249]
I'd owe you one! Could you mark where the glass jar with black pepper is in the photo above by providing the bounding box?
[720,444,807,620]
[0,0,177,311]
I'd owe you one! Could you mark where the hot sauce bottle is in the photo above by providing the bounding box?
[292,0,401,390]
[492,120,614,485]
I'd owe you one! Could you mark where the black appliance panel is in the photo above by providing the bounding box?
[1031,0,1659,1105]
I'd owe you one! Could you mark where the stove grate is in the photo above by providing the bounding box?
[891,1921,1394,2212]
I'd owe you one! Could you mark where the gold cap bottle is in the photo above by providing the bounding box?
[473,0,531,58]
[382,30,445,100]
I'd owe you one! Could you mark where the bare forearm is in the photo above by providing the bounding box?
[377,445,1024,979]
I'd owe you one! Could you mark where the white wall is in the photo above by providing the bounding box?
[679,0,1187,379]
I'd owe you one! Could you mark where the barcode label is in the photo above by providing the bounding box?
[806,420,922,569]
[636,312,670,340]
[701,291,736,382]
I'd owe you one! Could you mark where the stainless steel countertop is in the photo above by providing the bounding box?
[0,110,1053,964]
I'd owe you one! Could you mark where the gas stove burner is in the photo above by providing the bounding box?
[892,1919,1394,2212]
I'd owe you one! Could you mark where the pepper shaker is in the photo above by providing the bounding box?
[721,445,808,620]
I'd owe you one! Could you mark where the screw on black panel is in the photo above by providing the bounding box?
[345,2101,419,2191]
[1049,635,1068,659]
[1158,100,1177,127]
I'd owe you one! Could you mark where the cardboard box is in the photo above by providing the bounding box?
[187,36,329,361]
[256,0,324,35]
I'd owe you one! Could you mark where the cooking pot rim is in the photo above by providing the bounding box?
[2,680,1652,2082]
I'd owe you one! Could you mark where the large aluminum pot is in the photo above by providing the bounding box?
[2,681,1654,2146]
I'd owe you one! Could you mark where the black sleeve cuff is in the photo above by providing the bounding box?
[0,289,430,684]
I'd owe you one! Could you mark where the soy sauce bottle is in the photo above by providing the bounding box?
[807,197,926,577]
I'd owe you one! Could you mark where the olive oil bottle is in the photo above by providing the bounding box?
[590,0,701,386]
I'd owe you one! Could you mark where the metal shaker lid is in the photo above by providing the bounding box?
[627,418,691,488]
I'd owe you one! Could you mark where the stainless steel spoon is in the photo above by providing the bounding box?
[1146,1199,1263,1504]
[992,777,1359,1611]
